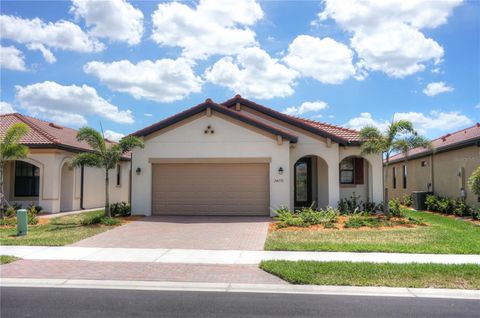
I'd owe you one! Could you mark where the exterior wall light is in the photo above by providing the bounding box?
[136,167,142,175]
[278,167,284,175]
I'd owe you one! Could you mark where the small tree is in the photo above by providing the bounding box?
[71,127,143,217]
[0,123,29,218]
[359,120,431,216]
[468,166,480,196]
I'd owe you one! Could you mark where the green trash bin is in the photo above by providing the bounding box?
[17,209,28,236]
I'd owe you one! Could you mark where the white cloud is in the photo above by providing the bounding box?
[394,111,472,134]
[283,35,356,84]
[15,81,134,126]
[475,103,480,109]
[144,113,153,117]
[71,0,143,45]
[345,110,472,134]
[0,45,27,71]
[151,0,263,59]
[0,101,15,114]
[0,14,104,56]
[423,81,454,97]
[84,58,202,103]
[26,43,56,64]
[318,0,462,78]
[345,112,389,131]
[205,47,298,99]
[104,130,125,142]
[283,101,328,116]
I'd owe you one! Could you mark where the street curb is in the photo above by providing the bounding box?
[1,278,479,300]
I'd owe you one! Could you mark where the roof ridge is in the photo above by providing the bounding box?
[430,122,480,142]
[12,113,60,144]
[291,115,360,134]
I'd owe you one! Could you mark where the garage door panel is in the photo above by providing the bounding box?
[152,163,269,216]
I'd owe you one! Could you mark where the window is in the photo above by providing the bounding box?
[339,157,364,185]
[421,160,427,167]
[402,165,407,189]
[116,164,121,186]
[392,167,397,189]
[14,161,40,197]
[340,158,354,184]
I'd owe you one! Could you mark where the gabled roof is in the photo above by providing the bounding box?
[133,96,360,145]
[131,99,299,142]
[0,113,130,159]
[221,95,360,145]
[388,123,480,164]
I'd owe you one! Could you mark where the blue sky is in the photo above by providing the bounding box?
[1,0,478,141]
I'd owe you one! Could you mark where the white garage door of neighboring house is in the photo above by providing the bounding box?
[152,163,270,216]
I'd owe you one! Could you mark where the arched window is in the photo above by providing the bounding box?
[14,161,40,197]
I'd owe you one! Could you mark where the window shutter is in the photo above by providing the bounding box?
[354,158,364,184]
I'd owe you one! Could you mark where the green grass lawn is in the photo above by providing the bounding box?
[260,261,480,289]
[0,210,120,246]
[0,255,21,264]
[265,209,480,254]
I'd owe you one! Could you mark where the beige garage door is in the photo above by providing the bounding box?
[152,163,269,216]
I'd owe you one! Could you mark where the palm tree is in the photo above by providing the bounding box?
[359,120,431,216]
[0,123,29,218]
[71,127,144,217]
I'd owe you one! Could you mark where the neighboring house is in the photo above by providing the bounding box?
[386,123,480,207]
[130,95,383,217]
[1,113,131,213]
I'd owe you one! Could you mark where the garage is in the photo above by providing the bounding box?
[152,162,270,216]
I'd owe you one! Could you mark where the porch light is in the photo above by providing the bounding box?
[278,167,284,175]
[136,167,142,175]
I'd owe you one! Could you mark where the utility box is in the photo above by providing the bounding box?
[411,191,431,211]
[17,209,28,236]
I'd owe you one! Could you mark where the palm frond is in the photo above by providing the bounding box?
[70,152,103,168]
[0,123,29,161]
[76,127,106,152]
[118,136,144,154]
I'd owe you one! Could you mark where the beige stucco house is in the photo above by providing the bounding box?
[1,113,131,213]
[130,96,383,217]
[386,123,480,207]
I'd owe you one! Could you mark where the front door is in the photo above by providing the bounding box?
[294,158,312,208]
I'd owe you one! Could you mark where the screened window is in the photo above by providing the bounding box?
[339,157,364,185]
[340,158,354,184]
[116,164,121,186]
[402,165,407,189]
[392,167,397,189]
[14,161,40,197]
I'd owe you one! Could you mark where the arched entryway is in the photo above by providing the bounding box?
[60,162,75,212]
[293,155,329,209]
[339,155,374,203]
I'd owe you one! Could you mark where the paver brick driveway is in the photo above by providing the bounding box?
[72,216,271,250]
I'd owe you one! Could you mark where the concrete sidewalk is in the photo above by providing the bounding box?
[1,246,480,265]
[1,278,479,300]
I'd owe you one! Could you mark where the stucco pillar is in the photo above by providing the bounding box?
[327,159,340,208]
[368,153,384,204]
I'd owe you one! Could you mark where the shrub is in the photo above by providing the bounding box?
[471,208,480,220]
[100,217,121,226]
[453,199,470,217]
[298,207,323,225]
[273,206,339,228]
[468,166,480,196]
[388,198,403,217]
[402,194,413,207]
[110,202,131,217]
[425,194,439,211]
[437,197,454,214]
[80,213,103,226]
[337,195,378,214]
[5,206,16,217]
[0,218,16,226]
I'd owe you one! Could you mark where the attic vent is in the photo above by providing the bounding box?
[49,123,63,129]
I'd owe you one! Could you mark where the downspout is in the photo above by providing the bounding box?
[129,153,132,204]
[80,164,85,209]
[430,154,435,193]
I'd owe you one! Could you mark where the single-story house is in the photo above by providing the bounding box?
[386,123,480,207]
[130,96,383,216]
[1,113,131,213]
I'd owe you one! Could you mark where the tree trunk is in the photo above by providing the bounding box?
[105,169,111,218]
[0,161,5,219]
[384,154,391,218]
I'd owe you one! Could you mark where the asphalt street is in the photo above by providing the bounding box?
[1,287,479,318]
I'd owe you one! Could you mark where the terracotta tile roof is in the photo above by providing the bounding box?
[0,113,129,158]
[389,123,480,163]
[291,116,361,142]
[221,95,360,144]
